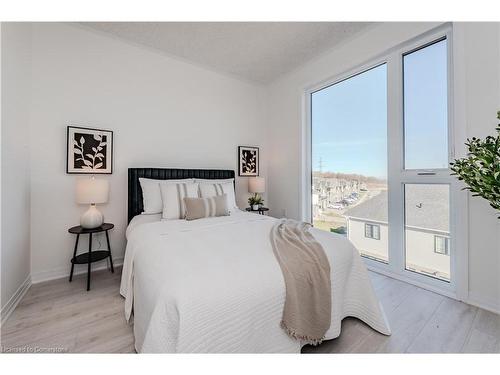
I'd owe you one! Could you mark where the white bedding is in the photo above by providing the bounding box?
[120,211,391,353]
[125,213,162,239]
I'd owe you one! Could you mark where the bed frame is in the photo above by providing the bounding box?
[128,168,235,223]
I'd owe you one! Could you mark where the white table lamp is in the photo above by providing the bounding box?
[248,177,265,210]
[248,177,265,194]
[76,177,109,229]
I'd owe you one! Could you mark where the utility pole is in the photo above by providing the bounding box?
[318,157,323,173]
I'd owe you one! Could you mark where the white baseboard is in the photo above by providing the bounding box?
[466,292,500,315]
[31,257,123,284]
[1,275,32,326]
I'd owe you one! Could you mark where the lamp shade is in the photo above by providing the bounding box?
[76,177,109,204]
[248,177,265,193]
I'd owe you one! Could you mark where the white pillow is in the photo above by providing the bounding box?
[198,180,237,211]
[160,182,199,220]
[139,178,194,214]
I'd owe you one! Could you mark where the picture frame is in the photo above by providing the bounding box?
[66,126,113,174]
[238,146,259,177]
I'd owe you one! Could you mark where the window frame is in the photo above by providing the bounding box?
[365,223,381,240]
[303,23,468,301]
[434,235,450,256]
[397,32,454,286]
[304,60,389,231]
[402,37,451,171]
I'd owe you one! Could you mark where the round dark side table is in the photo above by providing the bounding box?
[245,207,269,215]
[68,223,115,291]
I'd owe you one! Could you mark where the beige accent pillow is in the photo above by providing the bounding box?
[198,181,237,212]
[184,194,229,221]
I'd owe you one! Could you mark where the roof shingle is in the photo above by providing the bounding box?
[344,185,449,232]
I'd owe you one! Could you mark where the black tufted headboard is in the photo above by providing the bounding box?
[128,168,235,223]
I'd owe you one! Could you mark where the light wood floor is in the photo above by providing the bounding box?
[1,267,499,353]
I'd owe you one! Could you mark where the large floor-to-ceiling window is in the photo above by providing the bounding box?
[308,27,459,293]
[311,64,389,263]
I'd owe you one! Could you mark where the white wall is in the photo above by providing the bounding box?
[458,22,500,312]
[28,23,267,282]
[347,220,450,279]
[1,23,32,316]
[348,220,389,262]
[405,229,450,279]
[266,22,500,312]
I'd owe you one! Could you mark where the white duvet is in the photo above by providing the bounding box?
[120,211,391,353]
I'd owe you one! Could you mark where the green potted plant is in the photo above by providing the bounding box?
[450,111,500,218]
[248,193,264,211]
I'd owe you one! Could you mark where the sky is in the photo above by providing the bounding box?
[311,39,448,179]
[403,39,448,169]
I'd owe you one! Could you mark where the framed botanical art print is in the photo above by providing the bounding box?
[67,126,113,174]
[238,146,259,177]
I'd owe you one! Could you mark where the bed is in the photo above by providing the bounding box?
[121,168,391,353]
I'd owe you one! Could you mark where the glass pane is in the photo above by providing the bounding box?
[404,184,450,282]
[311,64,388,263]
[403,39,448,169]
[365,224,372,238]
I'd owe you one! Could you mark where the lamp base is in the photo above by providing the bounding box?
[80,204,103,229]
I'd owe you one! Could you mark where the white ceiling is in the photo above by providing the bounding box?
[82,22,373,83]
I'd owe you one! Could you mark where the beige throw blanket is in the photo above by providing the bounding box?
[270,219,331,345]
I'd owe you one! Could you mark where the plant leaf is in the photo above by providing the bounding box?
[73,148,82,155]
[450,110,500,218]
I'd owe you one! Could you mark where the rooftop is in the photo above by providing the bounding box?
[344,185,449,232]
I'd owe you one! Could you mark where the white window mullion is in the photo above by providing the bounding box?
[450,24,469,302]
[387,51,405,275]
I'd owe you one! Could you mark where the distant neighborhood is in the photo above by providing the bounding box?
[312,171,386,235]
[312,172,450,282]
